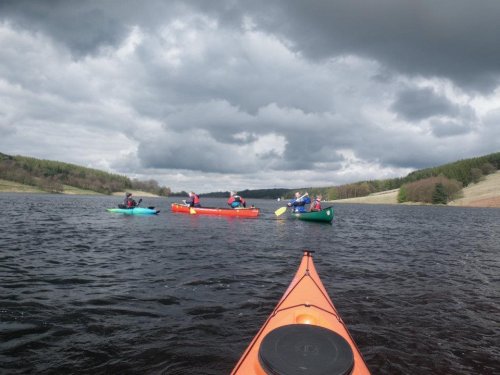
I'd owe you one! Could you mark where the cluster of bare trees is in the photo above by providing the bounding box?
[398,176,463,204]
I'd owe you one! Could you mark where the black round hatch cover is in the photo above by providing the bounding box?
[258,324,354,375]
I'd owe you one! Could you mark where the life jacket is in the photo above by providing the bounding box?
[193,194,200,205]
[311,199,321,211]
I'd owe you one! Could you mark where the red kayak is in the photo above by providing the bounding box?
[232,250,370,374]
[170,203,260,218]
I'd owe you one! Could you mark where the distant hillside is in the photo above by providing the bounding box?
[202,151,500,201]
[332,171,500,208]
[0,153,171,195]
[2,151,499,202]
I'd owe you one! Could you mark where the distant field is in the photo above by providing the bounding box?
[330,171,500,208]
[62,185,102,195]
[0,179,45,193]
[0,180,160,197]
[330,189,399,205]
[112,191,160,197]
[449,171,500,208]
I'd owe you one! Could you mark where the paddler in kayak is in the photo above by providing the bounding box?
[310,194,322,211]
[185,191,201,207]
[124,192,138,208]
[227,191,247,208]
[287,191,310,213]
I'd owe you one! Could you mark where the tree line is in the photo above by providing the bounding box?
[204,152,499,204]
[2,151,498,203]
[0,153,171,195]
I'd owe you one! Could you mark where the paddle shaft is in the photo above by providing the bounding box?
[275,193,308,216]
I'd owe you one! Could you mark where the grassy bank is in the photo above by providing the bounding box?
[331,171,500,208]
[448,171,500,208]
[112,191,160,197]
[0,179,45,193]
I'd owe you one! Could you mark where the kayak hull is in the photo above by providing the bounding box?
[171,203,259,218]
[292,206,334,223]
[107,207,159,215]
[231,250,370,374]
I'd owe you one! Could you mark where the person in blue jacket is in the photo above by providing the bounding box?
[287,191,310,213]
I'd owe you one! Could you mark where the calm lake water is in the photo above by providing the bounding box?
[0,194,499,374]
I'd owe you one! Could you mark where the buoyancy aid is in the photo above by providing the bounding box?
[311,199,321,211]
[192,194,200,205]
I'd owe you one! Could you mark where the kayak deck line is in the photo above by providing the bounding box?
[231,250,370,375]
[269,271,343,324]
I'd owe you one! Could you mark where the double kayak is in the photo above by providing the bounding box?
[107,207,159,215]
[292,206,334,223]
[232,250,370,374]
[171,203,259,218]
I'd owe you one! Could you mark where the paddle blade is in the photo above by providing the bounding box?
[275,206,287,216]
[189,207,197,215]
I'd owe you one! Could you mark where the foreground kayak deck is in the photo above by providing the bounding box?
[292,206,334,223]
[171,203,260,218]
[232,250,370,374]
[107,207,160,215]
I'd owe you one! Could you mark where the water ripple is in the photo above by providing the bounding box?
[0,194,499,374]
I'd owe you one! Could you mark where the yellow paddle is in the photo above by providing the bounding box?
[275,193,308,216]
[189,207,197,214]
[274,206,287,216]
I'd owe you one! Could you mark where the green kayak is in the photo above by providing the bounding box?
[291,206,334,223]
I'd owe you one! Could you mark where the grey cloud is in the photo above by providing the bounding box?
[2,0,500,92]
[0,0,128,56]
[430,120,473,138]
[355,127,484,170]
[391,87,460,121]
[201,0,500,93]
[1,1,498,192]
[137,131,262,174]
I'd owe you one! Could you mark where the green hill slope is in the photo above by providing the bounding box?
[0,153,171,195]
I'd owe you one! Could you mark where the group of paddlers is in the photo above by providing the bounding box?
[184,191,246,209]
[122,190,322,212]
[183,190,322,212]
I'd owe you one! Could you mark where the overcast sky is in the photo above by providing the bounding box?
[1,0,499,193]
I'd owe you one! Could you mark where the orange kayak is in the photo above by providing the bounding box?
[171,203,260,218]
[231,250,370,375]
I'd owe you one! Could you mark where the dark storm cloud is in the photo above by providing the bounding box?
[0,0,188,56]
[1,0,498,192]
[0,0,126,56]
[241,0,500,92]
[391,87,461,121]
[4,0,500,92]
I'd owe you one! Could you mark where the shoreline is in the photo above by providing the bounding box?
[2,172,499,208]
[0,179,160,197]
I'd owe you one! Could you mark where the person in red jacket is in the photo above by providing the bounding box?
[124,192,137,208]
[310,194,322,211]
[186,191,201,207]
[227,191,246,208]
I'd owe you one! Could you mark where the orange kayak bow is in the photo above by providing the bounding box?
[232,250,370,375]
